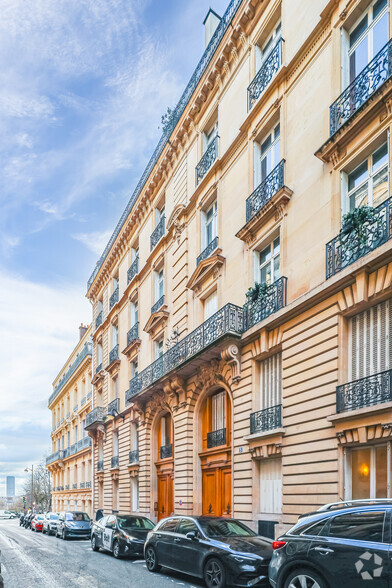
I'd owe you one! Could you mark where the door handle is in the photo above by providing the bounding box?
[312,546,334,555]
[174,538,181,543]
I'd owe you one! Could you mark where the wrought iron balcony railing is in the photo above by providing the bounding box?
[48,343,92,406]
[243,277,287,330]
[109,344,119,365]
[86,406,106,428]
[151,295,165,315]
[160,444,173,459]
[207,427,226,448]
[65,484,69,490]
[196,135,218,185]
[126,303,243,402]
[86,481,91,488]
[336,369,392,413]
[97,460,104,471]
[326,197,392,279]
[197,236,219,266]
[95,362,103,374]
[127,322,139,346]
[80,482,85,489]
[250,404,282,434]
[46,450,66,465]
[248,38,283,110]
[107,397,120,416]
[95,310,103,330]
[246,160,285,222]
[109,286,119,310]
[81,396,86,406]
[127,257,139,283]
[330,39,392,135]
[129,449,139,464]
[150,216,165,250]
[72,484,77,489]
[111,455,119,469]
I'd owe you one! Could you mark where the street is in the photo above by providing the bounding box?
[0,519,202,588]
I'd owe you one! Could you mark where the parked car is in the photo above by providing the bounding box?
[0,510,16,519]
[144,516,272,588]
[91,514,154,558]
[269,499,392,588]
[31,514,45,532]
[56,511,91,540]
[42,512,58,535]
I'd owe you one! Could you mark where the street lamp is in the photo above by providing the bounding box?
[24,465,34,511]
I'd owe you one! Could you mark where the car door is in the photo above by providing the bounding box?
[308,509,390,587]
[94,516,107,548]
[171,518,206,576]
[102,516,116,552]
[154,518,179,568]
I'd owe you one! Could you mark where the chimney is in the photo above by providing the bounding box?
[203,8,222,48]
[79,323,88,341]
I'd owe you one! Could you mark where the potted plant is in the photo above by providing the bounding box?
[246,282,270,303]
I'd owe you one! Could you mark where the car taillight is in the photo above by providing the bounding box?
[272,540,286,550]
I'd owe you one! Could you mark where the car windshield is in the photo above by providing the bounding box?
[36,516,44,520]
[50,514,58,520]
[65,512,90,521]
[118,516,154,531]
[199,519,256,538]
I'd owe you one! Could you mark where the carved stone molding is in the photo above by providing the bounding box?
[249,443,282,460]
[221,344,241,383]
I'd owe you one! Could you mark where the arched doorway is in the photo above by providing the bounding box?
[199,388,232,517]
[155,411,174,521]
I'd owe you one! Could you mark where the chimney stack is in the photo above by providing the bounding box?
[203,8,221,48]
[79,323,88,341]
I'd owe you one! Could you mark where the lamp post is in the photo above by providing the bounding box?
[24,465,34,511]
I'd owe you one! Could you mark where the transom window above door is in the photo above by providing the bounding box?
[257,236,280,286]
[346,142,389,211]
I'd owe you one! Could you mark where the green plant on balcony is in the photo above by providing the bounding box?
[340,205,383,259]
[246,282,270,303]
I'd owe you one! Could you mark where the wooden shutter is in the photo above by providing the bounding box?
[260,353,282,408]
[259,458,282,514]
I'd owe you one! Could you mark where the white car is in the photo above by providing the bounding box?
[0,510,16,519]
[42,512,59,535]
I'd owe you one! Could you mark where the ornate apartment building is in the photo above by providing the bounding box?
[47,325,93,516]
[84,0,392,537]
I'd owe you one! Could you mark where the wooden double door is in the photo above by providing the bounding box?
[157,473,174,521]
[202,465,232,517]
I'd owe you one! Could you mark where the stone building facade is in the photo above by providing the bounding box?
[85,0,392,537]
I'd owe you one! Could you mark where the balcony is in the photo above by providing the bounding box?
[95,310,103,330]
[243,277,287,331]
[81,396,86,406]
[129,449,139,464]
[109,286,119,310]
[207,428,226,448]
[336,370,392,414]
[127,323,139,346]
[126,303,243,402]
[80,482,85,489]
[248,38,283,110]
[107,344,120,372]
[97,460,104,471]
[85,406,106,430]
[250,404,282,435]
[48,343,92,407]
[65,485,69,490]
[111,455,119,469]
[86,481,91,488]
[150,216,165,251]
[326,197,392,279]
[95,363,103,374]
[246,161,285,222]
[151,295,165,315]
[330,40,392,136]
[72,483,77,489]
[196,135,218,185]
[127,257,139,283]
[197,236,219,266]
[46,450,65,466]
[160,444,173,460]
[107,397,120,416]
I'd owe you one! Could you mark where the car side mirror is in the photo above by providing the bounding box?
[186,531,198,541]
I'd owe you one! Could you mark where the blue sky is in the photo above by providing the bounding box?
[0,0,230,495]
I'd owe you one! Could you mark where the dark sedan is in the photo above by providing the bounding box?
[91,514,154,558]
[144,516,272,588]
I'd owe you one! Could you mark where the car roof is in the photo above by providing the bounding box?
[299,500,392,520]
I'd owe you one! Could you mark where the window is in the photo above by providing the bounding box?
[67,432,70,447]
[82,420,86,438]
[131,477,139,512]
[177,519,199,535]
[131,359,138,379]
[344,142,389,212]
[159,518,178,533]
[155,269,164,302]
[112,276,118,292]
[106,515,116,529]
[130,300,138,326]
[346,445,388,500]
[202,200,217,249]
[212,391,226,432]
[113,430,119,457]
[203,120,218,152]
[260,353,282,409]
[74,426,78,444]
[255,22,282,73]
[160,414,172,447]
[131,247,139,262]
[98,299,103,313]
[61,436,64,450]
[155,206,165,227]
[130,422,138,451]
[112,324,118,347]
[113,377,119,399]
[204,291,218,320]
[97,342,103,366]
[255,124,281,187]
[259,458,282,514]
[329,511,385,543]
[257,236,280,286]
[154,338,164,360]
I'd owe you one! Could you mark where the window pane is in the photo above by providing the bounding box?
[350,15,368,48]
[261,151,272,180]
[350,36,369,81]
[260,245,271,265]
[273,139,280,168]
[352,448,371,499]
[274,123,280,139]
[373,166,388,208]
[273,237,280,254]
[372,143,388,171]
[273,254,281,282]
[373,0,388,21]
[178,519,199,535]
[260,263,272,285]
[159,519,178,532]
[350,182,369,210]
[376,446,388,498]
[348,161,368,190]
[373,12,388,56]
[329,511,385,542]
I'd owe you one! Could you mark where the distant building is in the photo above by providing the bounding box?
[6,476,15,498]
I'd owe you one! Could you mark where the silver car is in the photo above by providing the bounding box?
[42,512,58,535]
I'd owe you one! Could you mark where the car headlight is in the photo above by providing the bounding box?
[230,554,259,563]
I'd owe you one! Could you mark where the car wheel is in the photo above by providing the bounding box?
[62,529,67,541]
[91,535,99,552]
[204,558,226,588]
[284,569,327,588]
[145,546,161,572]
[42,527,46,534]
[112,540,121,559]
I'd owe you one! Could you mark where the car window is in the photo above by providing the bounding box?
[199,519,256,538]
[294,520,328,537]
[50,514,58,520]
[105,516,116,529]
[65,512,90,522]
[99,516,108,527]
[118,516,154,531]
[177,519,199,535]
[329,511,385,543]
[159,519,179,533]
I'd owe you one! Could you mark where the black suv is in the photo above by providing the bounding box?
[269,500,392,588]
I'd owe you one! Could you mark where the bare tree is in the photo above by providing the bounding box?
[23,458,52,512]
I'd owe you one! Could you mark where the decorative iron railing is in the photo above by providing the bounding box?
[109,286,119,310]
[330,39,392,135]
[248,38,283,110]
[336,369,392,413]
[109,344,119,365]
[95,310,103,330]
[243,277,287,330]
[326,197,392,279]
[86,481,91,488]
[48,343,92,406]
[65,485,69,490]
[246,160,285,222]
[59,485,64,491]
[197,236,219,266]
[151,295,165,315]
[86,406,106,428]
[72,484,77,489]
[250,404,282,434]
[81,396,86,406]
[196,135,218,185]
[127,323,139,346]
[97,460,104,471]
[87,0,244,291]
[107,398,120,416]
[129,449,139,464]
[126,303,243,402]
[111,455,119,469]
[80,482,85,489]
[127,257,139,283]
[95,363,103,374]
[150,216,165,250]
[160,444,173,459]
[207,427,226,448]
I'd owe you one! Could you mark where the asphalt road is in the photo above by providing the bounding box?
[0,519,203,588]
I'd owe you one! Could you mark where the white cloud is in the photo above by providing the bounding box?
[72,230,113,255]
